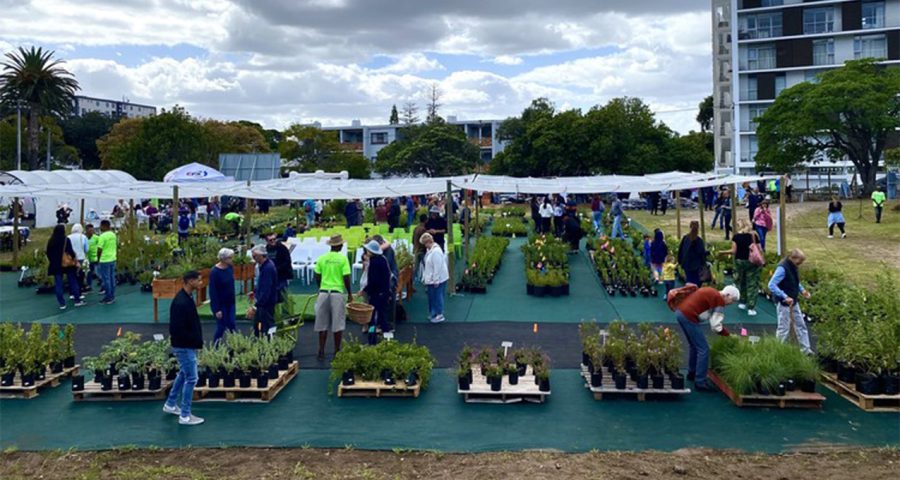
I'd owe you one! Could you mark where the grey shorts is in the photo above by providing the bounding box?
[314,292,346,332]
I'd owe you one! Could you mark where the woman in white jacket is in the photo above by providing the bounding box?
[68,224,90,292]
[419,233,449,323]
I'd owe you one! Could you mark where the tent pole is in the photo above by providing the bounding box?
[173,186,179,217]
[79,198,85,225]
[474,192,480,239]
[731,184,738,237]
[12,197,20,269]
[675,190,682,239]
[698,188,706,242]
[446,180,455,295]
[128,199,136,243]
[779,174,787,255]
[463,189,470,261]
[245,181,253,250]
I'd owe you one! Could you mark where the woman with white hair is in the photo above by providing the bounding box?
[68,224,89,292]
[420,232,449,323]
[209,247,236,343]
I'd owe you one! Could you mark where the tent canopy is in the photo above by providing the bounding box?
[163,163,228,183]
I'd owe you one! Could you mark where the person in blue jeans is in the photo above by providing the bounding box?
[420,233,449,323]
[609,195,625,239]
[163,270,205,425]
[590,194,605,234]
[673,285,740,391]
[209,248,236,344]
[45,224,84,310]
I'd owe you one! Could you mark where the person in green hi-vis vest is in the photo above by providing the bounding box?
[871,187,886,224]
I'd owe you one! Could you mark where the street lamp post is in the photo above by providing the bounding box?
[16,100,22,170]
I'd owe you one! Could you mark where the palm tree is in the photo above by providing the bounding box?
[0,46,80,170]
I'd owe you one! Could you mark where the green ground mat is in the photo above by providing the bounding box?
[0,369,896,453]
[197,294,317,320]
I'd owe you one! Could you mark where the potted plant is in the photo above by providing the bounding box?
[588,343,604,388]
[536,365,551,392]
[457,361,472,390]
[485,364,504,392]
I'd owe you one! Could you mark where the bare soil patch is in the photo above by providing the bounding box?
[2,447,898,480]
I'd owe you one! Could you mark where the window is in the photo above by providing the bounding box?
[812,38,834,66]
[370,132,388,145]
[747,43,776,70]
[740,12,782,39]
[862,2,885,29]
[775,74,786,96]
[761,0,783,6]
[747,105,768,131]
[803,7,834,34]
[749,137,759,162]
[805,69,825,83]
[746,76,758,100]
[854,34,887,59]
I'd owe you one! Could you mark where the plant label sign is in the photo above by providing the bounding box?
[267,326,277,336]
[153,334,164,342]
[383,332,394,341]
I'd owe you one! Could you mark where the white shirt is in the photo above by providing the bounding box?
[67,233,89,261]
[539,204,554,218]
[422,244,449,286]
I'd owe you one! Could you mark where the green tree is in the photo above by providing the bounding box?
[0,47,79,170]
[756,59,900,194]
[668,131,715,173]
[279,124,370,179]
[376,120,479,176]
[236,120,281,151]
[886,147,900,168]
[697,95,714,132]
[389,104,399,125]
[0,114,77,170]
[60,111,118,169]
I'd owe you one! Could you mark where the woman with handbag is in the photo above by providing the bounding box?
[731,221,763,316]
[752,200,774,251]
[46,224,84,310]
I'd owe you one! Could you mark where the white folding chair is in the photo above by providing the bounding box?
[291,246,311,283]
[351,247,364,284]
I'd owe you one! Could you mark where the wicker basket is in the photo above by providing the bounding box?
[346,302,374,326]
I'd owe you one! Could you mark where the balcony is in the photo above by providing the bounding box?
[338,142,363,152]
[470,138,493,148]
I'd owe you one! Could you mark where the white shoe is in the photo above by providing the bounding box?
[59,305,67,310]
[163,404,181,416]
[748,309,757,316]
[737,303,746,310]
[841,233,846,239]
[179,414,204,425]
[827,235,833,239]
[430,315,445,324]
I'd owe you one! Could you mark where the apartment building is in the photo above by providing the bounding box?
[712,0,900,175]
[71,96,157,119]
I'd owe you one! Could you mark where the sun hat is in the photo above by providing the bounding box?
[364,240,383,255]
[327,234,345,246]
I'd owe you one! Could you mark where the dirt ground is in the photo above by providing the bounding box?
[1,447,898,480]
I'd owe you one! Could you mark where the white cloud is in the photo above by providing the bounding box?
[492,55,523,66]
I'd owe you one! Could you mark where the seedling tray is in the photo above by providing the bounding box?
[1,365,79,399]
[458,366,550,404]
[193,361,299,403]
[337,380,420,398]
[580,366,691,401]
[708,371,825,409]
[73,378,171,401]
[820,372,899,413]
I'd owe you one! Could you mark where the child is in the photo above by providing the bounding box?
[662,254,677,297]
[642,234,651,267]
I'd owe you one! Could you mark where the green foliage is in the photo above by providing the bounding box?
[60,111,118,169]
[460,236,508,290]
[523,234,570,288]
[279,124,370,179]
[592,235,653,291]
[697,95,713,132]
[490,219,528,237]
[713,336,820,395]
[756,59,900,193]
[375,120,480,177]
[490,97,712,177]
[328,339,435,394]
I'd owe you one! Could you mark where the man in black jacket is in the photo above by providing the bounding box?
[163,270,204,426]
[265,232,294,305]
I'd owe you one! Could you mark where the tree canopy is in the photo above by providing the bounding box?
[279,124,371,179]
[375,120,480,177]
[489,97,712,177]
[60,111,118,169]
[755,59,900,193]
[697,95,713,133]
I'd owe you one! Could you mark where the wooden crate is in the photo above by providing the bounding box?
[0,365,80,399]
[457,366,550,404]
[580,366,690,401]
[337,379,421,398]
[820,372,900,413]
[193,361,299,403]
[708,371,825,409]
[73,379,172,401]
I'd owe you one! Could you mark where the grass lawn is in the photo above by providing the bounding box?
[1,224,170,267]
[626,199,900,289]
[197,293,317,320]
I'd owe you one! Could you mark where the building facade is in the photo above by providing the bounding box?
[713,0,900,176]
[319,117,507,164]
[72,96,157,118]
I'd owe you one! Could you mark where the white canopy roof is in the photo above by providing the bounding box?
[163,162,228,183]
[0,170,779,200]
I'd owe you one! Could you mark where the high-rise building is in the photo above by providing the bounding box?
[72,96,157,118]
[713,0,900,176]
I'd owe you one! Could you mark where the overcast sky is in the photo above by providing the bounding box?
[0,0,713,133]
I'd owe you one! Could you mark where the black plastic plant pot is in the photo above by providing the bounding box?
[785,379,796,392]
[257,375,269,389]
[881,373,900,395]
[799,379,816,393]
[108,363,118,377]
[775,383,786,396]
[651,374,665,389]
[508,371,519,385]
[855,373,881,395]
[64,356,76,369]
[539,378,551,392]
[818,355,839,373]
[406,371,419,387]
[166,368,178,381]
[837,363,856,383]
[117,374,131,391]
[636,375,649,389]
[561,284,570,296]
[92,369,104,383]
[71,374,85,391]
[650,288,658,297]
[489,375,502,392]
[607,288,616,297]
[196,371,207,388]
[614,373,627,390]
[342,370,355,386]
[239,373,252,388]
[581,352,590,367]
[549,285,563,297]
[148,375,162,391]
[516,362,527,376]
[669,374,685,390]
[526,284,534,296]
[1,372,15,386]
[757,384,770,396]
[131,373,145,391]
[36,367,46,381]
[223,374,236,388]
[286,350,295,363]
[50,362,63,374]
[590,372,603,388]
[206,373,220,389]
[268,365,280,379]
[532,286,546,297]
[249,367,260,379]
[277,356,290,370]
[100,375,113,391]
[458,376,470,390]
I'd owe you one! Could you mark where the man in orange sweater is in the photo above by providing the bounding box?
[675,285,740,391]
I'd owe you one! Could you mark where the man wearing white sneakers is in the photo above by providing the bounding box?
[420,233,449,323]
[163,270,205,425]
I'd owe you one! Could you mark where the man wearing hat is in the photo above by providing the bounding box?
[314,235,353,360]
[425,206,448,249]
[362,239,393,336]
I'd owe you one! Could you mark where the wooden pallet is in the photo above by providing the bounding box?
[193,361,299,403]
[337,379,421,398]
[0,365,80,399]
[580,366,690,401]
[708,371,825,409]
[819,372,900,413]
[73,379,172,401]
[457,366,550,404]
